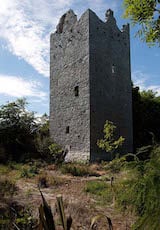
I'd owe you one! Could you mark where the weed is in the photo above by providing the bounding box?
[85,180,113,204]
[0,164,11,175]
[38,174,48,188]
[20,165,39,178]
[37,172,65,188]
[103,156,127,173]
[0,201,37,230]
[25,189,33,198]
[114,145,160,229]
[0,177,17,197]
[60,163,99,177]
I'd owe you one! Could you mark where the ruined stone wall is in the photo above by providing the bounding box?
[50,10,91,161]
[89,10,133,161]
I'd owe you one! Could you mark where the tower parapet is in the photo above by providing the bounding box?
[105,9,116,24]
[56,10,77,34]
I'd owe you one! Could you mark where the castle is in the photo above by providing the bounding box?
[50,9,133,162]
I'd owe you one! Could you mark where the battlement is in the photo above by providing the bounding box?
[54,9,129,39]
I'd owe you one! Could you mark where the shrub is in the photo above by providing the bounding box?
[104,156,127,173]
[97,120,125,160]
[0,98,38,161]
[60,163,99,177]
[38,174,48,188]
[48,143,64,164]
[115,145,160,229]
[0,201,37,230]
[20,165,39,178]
[0,177,17,197]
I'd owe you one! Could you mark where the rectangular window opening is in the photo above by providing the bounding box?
[74,86,79,97]
[66,126,70,134]
[112,64,116,74]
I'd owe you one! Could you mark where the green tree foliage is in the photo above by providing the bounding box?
[0,99,63,162]
[97,120,125,159]
[0,98,37,161]
[35,114,51,158]
[123,0,160,46]
[132,87,160,150]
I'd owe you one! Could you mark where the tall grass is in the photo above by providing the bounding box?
[115,145,160,229]
[60,163,99,177]
[85,180,113,204]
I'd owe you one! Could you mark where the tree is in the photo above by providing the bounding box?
[0,98,37,161]
[132,87,160,151]
[97,120,125,159]
[123,0,160,46]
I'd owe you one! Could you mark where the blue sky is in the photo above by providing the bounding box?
[0,0,159,116]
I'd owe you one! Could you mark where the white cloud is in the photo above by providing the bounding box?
[0,0,119,77]
[0,74,47,99]
[0,0,73,77]
[132,70,160,95]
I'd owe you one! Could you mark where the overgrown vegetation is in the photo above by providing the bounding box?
[85,180,113,204]
[97,120,125,160]
[0,98,62,163]
[85,145,160,229]
[133,88,160,151]
[0,98,37,162]
[115,145,160,230]
[0,201,37,230]
[1,89,160,229]
[60,163,99,177]
[0,177,17,197]
[103,156,127,173]
[38,190,113,230]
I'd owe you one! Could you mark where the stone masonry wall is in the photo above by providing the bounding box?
[50,10,91,161]
[89,10,133,161]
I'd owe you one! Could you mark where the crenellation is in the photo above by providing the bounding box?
[56,9,77,34]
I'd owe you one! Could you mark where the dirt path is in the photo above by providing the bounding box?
[12,169,133,230]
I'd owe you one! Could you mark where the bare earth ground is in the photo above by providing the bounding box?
[1,164,134,229]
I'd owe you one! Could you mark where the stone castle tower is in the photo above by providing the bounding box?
[50,9,133,162]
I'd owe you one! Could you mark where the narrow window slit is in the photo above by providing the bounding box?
[74,86,79,97]
[66,126,69,134]
[112,64,116,74]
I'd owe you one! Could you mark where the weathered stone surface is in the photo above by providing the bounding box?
[50,9,133,162]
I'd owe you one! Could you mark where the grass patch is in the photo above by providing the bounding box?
[0,164,11,175]
[20,165,39,178]
[0,201,37,229]
[0,161,42,180]
[60,163,99,177]
[37,172,65,188]
[103,157,127,173]
[0,177,17,197]
[85,180,113,204]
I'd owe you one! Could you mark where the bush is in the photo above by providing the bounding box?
[60,163,99,177]
[97,120,125,160]
[38,174,48,188]
[104,156,127,173]
[20,165,39,178]
[115,145,160,229]
[0,98,38,161]
[0,201,37,229]
[0,178,17,197]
